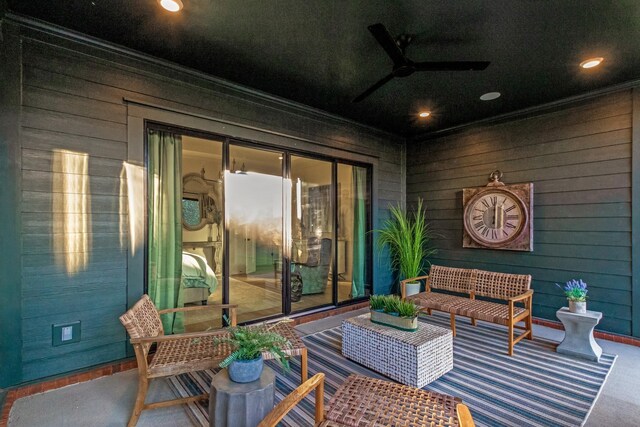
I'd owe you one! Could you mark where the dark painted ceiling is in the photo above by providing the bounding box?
[8,0,640,136]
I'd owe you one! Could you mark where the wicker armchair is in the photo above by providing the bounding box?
[119,295,238,426]
[120,295,309,426]
[259,373,476,427]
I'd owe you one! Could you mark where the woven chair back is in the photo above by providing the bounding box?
[473,269,531,299]
[429,265,476,294]
[119,294,164,356]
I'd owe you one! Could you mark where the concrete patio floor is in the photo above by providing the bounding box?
[8,309,640,426]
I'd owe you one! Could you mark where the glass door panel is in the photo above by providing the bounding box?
[290,156,334,311]
[180,135,224,331]
[338,163,371,302]
[226,145,284,322]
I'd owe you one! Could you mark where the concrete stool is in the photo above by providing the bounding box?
[556,307,603,362]
[209,366,275,427]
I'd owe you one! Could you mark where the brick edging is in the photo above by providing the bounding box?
[532,317,640,346]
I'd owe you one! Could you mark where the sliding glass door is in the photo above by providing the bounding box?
[148,124,372,326]
[290,155,334,311]
[226,145,284,322]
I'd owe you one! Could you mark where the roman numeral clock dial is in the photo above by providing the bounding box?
[462,171,533,251]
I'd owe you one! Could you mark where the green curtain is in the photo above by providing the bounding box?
[351,166,366,298]
[147,130,184,334]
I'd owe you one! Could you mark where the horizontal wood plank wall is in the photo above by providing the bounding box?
[14,23,402,383]
[407,90,634,336]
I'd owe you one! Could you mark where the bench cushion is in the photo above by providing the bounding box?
[474,269,531,299]
[429,265,475,294]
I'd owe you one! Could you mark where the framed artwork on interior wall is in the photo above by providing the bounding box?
[462,170,533,252]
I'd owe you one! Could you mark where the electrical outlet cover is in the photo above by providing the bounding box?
[52,321,81,346]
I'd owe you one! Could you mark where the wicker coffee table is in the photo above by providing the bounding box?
[342,314,453,388]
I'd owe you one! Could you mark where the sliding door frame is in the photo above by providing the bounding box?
[144,121,373,324]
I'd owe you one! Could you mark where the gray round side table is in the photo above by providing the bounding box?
[209,366,276,427]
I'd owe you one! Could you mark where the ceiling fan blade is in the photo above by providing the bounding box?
[368,23,406,66]
[414,61,490,71]
[352,73,395,103]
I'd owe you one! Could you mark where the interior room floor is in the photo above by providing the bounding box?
[8,310,640,426]
[183,277,353,331]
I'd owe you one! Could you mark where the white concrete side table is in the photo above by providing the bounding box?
[209,366,275,427]
[556,307,603,362]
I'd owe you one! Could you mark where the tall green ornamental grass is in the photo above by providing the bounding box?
[375,198,437,281]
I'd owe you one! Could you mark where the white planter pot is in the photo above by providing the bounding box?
[569,300,587,314]
[404,281,421,297]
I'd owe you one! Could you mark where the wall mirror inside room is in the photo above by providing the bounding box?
[146,127,371,331]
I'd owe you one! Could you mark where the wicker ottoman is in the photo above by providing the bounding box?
[342,314,453,388]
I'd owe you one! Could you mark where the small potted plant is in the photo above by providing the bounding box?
[370,295,420,331]
[557,279,588,314]
[215,326,290,383]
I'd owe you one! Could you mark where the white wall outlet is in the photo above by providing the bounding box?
[52,321,81,346]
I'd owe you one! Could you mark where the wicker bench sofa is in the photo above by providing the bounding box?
[401,265,533,355]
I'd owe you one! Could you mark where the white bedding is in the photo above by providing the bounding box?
[182,251,217,293]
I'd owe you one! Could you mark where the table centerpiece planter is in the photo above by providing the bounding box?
[369,295,419,331]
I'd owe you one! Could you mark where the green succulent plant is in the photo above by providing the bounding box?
[370,295,420,318]
[369,294,386,310]
[382,295,401,314]
[396,299,421,318]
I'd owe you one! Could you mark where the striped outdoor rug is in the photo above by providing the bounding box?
[169,313,616,427]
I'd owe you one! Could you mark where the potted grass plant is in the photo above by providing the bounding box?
[557,279,588,314]
[370,295,420,331]
[215,326,290,383]
[376,198,437,296]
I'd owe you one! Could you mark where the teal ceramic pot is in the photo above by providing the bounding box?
[228,356,264,383]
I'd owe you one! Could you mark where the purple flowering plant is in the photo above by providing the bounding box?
[557,279,588,302]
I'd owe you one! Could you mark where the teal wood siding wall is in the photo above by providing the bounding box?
[5,21,403,386]
[406,90,634,335]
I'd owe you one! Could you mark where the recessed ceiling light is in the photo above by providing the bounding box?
[580,57,604,69]
[418,111,431,118]
[480,92,501,101]
[159,0,183,12]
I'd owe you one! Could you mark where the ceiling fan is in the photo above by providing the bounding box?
[353,23,490,103]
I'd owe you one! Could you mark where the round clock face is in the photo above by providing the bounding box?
[464,189,527,246]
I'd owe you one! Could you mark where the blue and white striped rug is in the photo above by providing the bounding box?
[170,313,615,427]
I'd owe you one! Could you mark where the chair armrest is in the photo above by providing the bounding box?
[258,373,325,427]
[158,304,238,326]
[508,289,534,302]
[457,403,476,427]
[400,275,430,299]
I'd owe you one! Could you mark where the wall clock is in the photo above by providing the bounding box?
[462,170,533,251]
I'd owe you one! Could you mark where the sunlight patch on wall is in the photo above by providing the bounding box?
[52,149,92,275]
[122,162,145,256]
